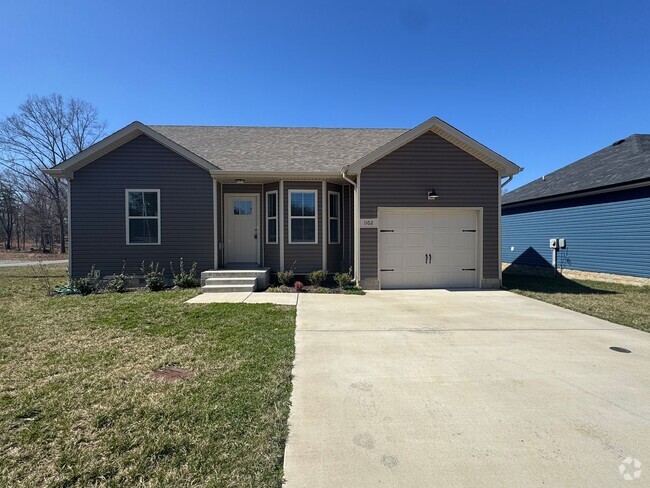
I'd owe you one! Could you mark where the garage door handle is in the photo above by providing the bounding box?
[380,229,394,233]
[462,229,476,233]
[380,269,394,272]
[425,253,428,263]
[462,268,476,271]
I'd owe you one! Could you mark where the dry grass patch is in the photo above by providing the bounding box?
[0,265,296,487]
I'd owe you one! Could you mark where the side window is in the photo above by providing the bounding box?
[126,190,160,244]
[266,191,278,244]
[328,191,340,244]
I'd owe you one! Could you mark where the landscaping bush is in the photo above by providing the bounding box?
[72,265,100,296]
[294,281,304,292]
[140,261,166,291]
[308,269,328,287]
[334,267,353,288]
[277,269,294,286]
[170,258,200,288]
[106,261,133,293]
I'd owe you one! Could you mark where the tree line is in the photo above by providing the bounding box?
[0,94,106,252]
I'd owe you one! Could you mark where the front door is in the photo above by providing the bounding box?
[225,194,259,265]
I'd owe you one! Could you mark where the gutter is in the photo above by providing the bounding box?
[341,167,360,285]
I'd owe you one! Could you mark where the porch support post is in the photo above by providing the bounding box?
[213,178,219,269]
[322,180,327,271]
[279,180,285,270]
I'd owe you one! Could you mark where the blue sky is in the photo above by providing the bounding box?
[1,0,649,188]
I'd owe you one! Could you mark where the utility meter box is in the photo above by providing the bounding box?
[549,238,558,249]
[559,238,566,249]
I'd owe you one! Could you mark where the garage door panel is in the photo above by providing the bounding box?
[431,232,451,247]
[379,209,479,289]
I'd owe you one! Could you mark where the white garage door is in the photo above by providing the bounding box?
[379,209,479,289]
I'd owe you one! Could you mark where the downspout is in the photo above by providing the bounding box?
[500,175,513,188]
[341,167,360,285]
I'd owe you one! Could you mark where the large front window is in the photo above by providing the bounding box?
[126,189,160,244]
[289,190,317,244]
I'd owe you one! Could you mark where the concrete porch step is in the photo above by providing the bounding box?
[201,268,270,291]
[205,277,257,286]
[202,284,255,293]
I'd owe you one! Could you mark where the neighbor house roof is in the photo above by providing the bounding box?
[503,134,650,205]
[44,118,521,178]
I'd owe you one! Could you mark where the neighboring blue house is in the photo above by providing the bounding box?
[502,134,650,278]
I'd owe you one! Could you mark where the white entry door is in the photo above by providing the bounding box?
[379,209,479,289]
[225,194,259,265]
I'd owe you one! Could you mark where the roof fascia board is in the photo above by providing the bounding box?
[344,116,522,177]
[503,178,650,209]
[44,121,216,178]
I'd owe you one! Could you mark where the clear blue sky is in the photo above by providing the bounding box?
[1,0,649,188]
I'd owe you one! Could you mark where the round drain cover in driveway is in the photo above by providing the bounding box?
[609,347,631,353]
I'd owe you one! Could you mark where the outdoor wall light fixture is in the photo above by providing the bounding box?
[427,188,439,200]
[235,178,246,184]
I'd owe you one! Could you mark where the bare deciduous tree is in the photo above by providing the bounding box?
[0,173,19,250]
[0,94,106,253]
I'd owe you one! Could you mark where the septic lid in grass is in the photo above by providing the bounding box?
[150,366,195,382]
[609,347,631,354]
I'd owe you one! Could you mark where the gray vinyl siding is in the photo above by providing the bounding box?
[263,182,281,269]
[70,134,214,279]
[326,182,344,272]
[283,181,323,273]
[359,131,499,287]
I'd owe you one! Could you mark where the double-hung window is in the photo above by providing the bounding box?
[328,191,340,244]
[266,191,278,244]
[126,189,160,244]
[289,190,317,244]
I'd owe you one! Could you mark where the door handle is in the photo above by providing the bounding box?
[425,253,428,263]
[428,253,432,263]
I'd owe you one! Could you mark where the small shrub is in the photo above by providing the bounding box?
[72,265,100,296]
[308,269,328,287]
[140,261,166,292]
[106,261,133,293]
[334,267,353,288]
[294,281,304,292]
[277,269,294,286]
[170,258,200,288]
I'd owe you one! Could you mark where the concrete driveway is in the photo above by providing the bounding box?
[284,290,650,487]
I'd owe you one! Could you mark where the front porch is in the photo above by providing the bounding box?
[212,175,354,278]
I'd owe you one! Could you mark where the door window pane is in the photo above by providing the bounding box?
[234,200,252,215]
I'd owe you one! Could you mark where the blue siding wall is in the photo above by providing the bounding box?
[502,186,650,278]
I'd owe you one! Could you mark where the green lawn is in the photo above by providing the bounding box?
[0,265,296,487]
[503,273,650,333]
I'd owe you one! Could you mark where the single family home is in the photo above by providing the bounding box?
[45,117,521,290]
[502,134,650,278]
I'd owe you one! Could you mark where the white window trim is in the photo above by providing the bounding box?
[125,189,161,245]
[265,190,278,244]
[328,190,341,244]
[288,189,318,244]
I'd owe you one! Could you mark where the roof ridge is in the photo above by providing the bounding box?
[147,124,407,131]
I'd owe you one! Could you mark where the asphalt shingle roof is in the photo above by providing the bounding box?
[503,134,650,205]
[149,125,407,173]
